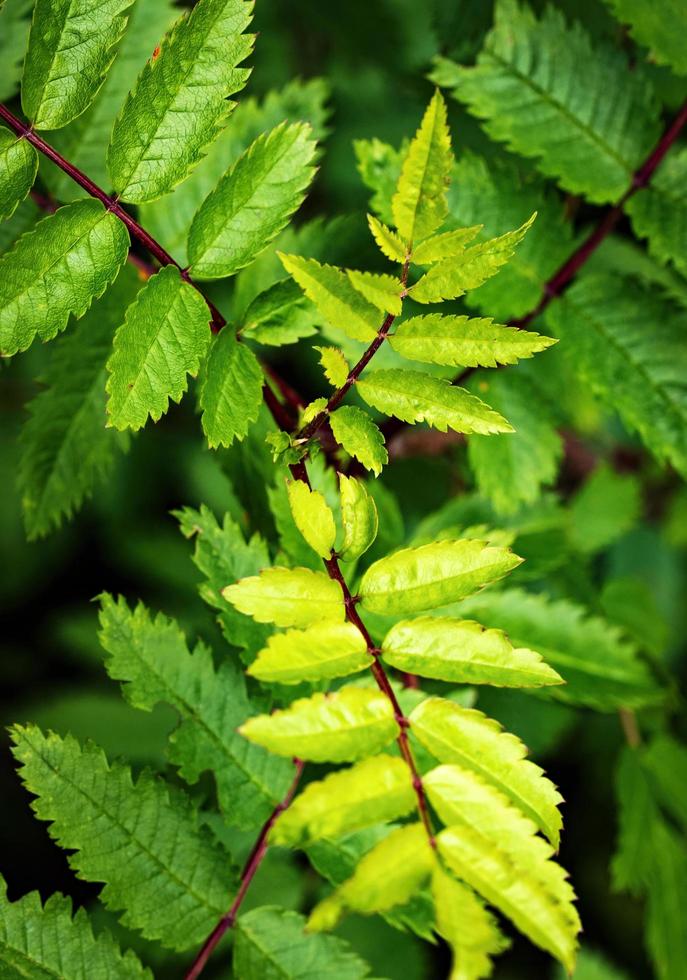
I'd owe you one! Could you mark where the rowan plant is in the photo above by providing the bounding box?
[1,1,687,978]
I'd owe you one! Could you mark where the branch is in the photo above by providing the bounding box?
[0,102,225,331]
[184,758,304,980]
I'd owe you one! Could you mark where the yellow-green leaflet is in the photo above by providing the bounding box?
[381,616,563,688]
[239,686,399,762]
[247,622,373,685]
[367,214,406,263]
[437,822,579,972]
[411,225,482,265]
[392,90,452,243]
[315,346,349,388]
[347,270,403,315]
[408,215,536,304]
[411,698,564,847]
[271,755,415,846]
[389,314,556,368]
[223,567,345,627]
[329,406,388,476]
[278,254,380,342]
[359,539,523,615]
[309,823,434,931]
[286,480,336,558]
[339,475,378,561]
[431,867,509,980]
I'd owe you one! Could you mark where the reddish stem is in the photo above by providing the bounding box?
[184,759,304,980]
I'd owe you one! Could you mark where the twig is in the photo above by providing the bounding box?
[184,759,304,980]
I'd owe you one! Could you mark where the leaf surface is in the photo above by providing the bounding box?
[0,127,37,220]
[329,406,388,475]
[247,622,373,685]
[339,474,378,561]
[199,329,263,448]
[224,566,345,628]
[286,480,336,558]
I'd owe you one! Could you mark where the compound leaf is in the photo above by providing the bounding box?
[316,345,350,387]
[347,269,403,315]
[247,621,372,685]
[625,148,687,278]
[224,566,345,628]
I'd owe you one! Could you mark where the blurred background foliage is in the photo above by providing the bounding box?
[2,0,687,977]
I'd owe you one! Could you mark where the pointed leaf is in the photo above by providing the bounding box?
[389,313,556,368]
[367,214,406,263]
[108,0,253,202]
[360,539,522,616]
[347,269,403,315]
[339,474,378,561]
[412,225,481,265]
[410,697,564,846]
[240,686,399,762]
[278,254,380,342]
[625,148,687,278]
[18,267,138,539]
[0,127,37,220]
[329,405,388,475]
[234,907,376,980]
[316,345,350,387]
[408,216,535,304]
[392,90,452,243]
[606,0,687,76]
[286,479,337,558]
[242,278,318,346]
[611,746,656,894]
[188,123,317,279]
[0,877,150,979]
[247,622,373,685]
[432,867,509,980]
[10,725,234,950]
[383,617,562,689]
[198,328,263,448]
[0,200,129,357]
[224,566,345,628]
[98,594,293,829]
[272,755,415,846]
[357,369,512,435]
[21,0,132,130]
[106,265,211,430]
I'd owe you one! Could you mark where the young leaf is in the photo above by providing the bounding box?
[234,907,376,980]
[460,589,663,710]
[440,0,660,203]
[240,686,399,762]
[224,566,345,628]
[0,200,129,357]
[367,214,406,263]
[411,225,482,265]
[286,479,337,558]
[410,697,564,847]
[271,755,415,846]
[18,267,139,540]
[431,867,509,980]
[309,824,434,929]
[408,215,535,304]
[242,279,318,346]
[546,274,687,479]
[106,266,211,431]
[357,369,512,435]
[604,0,687,75]
[98,594,294,829]
[247,622,373,685]
[0,878,151,979]
[389,314,556,368]
[391,90,452,244]
[278,254,380,342]
[316,345,350,387]
[107,0,254,202]
[339,474,378,561]
[0,127,37,220]
[199,329,263,448]
[188,122,317,279]
[176,504,271,659]
[10,725,234,951]
[21,0,132,130]
[329,405,388,475]
[359,539,522,615]
[382,617,563,689]
[347,270,403,315]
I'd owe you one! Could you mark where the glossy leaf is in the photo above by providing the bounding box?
[339,474,379,561]
[316,345,350,387]
[347,269,403,315]
[412,225,482,265]
[240,686,399,762]
[198,328,264,448]
[367,214,406,263]
[0,127,37,220]
[224,566,345,627]
[247,622,373,685]
[286,479,337,558]
[329,405,388,475]
[432,867,509,980]
[359,539,522,615]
